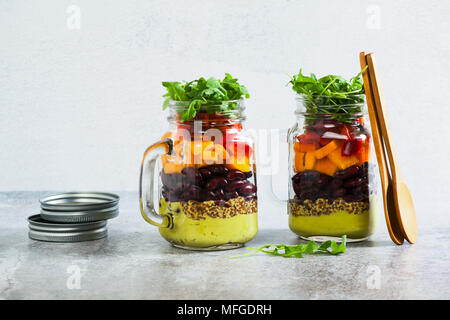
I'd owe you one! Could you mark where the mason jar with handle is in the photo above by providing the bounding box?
[139,99,258,250]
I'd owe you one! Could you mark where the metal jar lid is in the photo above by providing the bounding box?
[40,205,119,223]
[40,192,119,211]
[28,215,108,242]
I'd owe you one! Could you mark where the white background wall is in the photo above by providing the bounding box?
[1,1,449,226]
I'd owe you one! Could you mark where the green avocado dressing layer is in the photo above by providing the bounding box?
[158,199,258,248]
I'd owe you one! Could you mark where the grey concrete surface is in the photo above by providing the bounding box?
[1,192,449,300]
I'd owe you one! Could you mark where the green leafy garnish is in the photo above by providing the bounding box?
[288,68,366,123]
[231,235,346,259]
[162,73,250,121]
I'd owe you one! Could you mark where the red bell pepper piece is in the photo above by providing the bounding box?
[225,139,252,158]
[341,138,363,156]
[297,131,320,145]
[341,125,352,140]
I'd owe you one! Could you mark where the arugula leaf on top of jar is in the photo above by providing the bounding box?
[139,74,257,251]
[287,68,377,242]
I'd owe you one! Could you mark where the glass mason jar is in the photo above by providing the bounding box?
[287,94,377,242]
[139,100,258,250]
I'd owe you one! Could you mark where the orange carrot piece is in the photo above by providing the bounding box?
[202,143,229,165]
[357,141,370,165]
[298,143,317,153]
[304,152,316,170]
[161,154,191,174]
[294,152,305,172]
[314,157,338,176]
[227,154,251,172]
[328,148,359,170]
[314,140,340,159]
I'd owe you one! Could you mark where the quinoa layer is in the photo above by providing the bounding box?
[162,196,257,220]
[289,198,369,217]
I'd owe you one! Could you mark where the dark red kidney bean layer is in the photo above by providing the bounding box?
[291,162,372,204]
[161,165,257,203]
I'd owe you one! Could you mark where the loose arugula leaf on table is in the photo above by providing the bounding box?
[288,68,366,124]
[231,235,346,259]
[162,73,250,121]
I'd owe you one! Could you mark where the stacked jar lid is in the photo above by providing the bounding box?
[28,192,119,242]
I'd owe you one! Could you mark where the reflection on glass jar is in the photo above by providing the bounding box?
[287,94,377,242]
[140,99,257,250]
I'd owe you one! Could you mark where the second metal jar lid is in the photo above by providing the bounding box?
[28,215,108,242]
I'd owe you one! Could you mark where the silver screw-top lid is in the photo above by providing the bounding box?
[40,192,119,211]
[39,192,119,223]
[28,215,108,242]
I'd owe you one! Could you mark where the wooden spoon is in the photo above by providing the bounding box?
[366,53,418,244]
[359,52,405,245]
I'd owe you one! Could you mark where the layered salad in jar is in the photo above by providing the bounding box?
[287,69,376,241]
[158,74,257,249]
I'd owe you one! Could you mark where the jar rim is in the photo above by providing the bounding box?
[295,110,368,117]
[167,98,245,108]
[167,99,246,123]
[295,93,366,100]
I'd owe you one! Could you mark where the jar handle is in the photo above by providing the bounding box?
[139,138,174,229]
